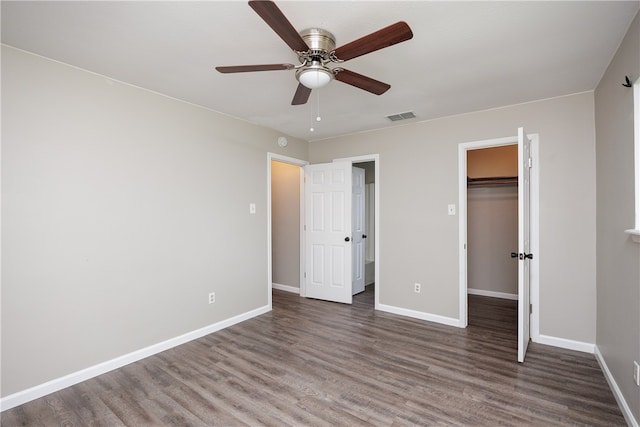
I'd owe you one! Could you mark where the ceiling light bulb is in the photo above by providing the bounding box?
[296,63,333,89]
[298,69,332,89]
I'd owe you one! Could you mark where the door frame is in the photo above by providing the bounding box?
[333,154,380,309]
[267,153,308,309]
[267,152,380,309]
[457,134,540,342]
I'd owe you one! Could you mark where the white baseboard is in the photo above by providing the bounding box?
[377,302,594,353]
[377,304,463,328]
[467,288,518,300]
[594,346,639,427]
[0,304,271,412]
[535,334,595,354]
[272,283,300,294]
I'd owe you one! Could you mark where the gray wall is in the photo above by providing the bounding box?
[594,11,640,422]
[1,46,308,397]
[271,161,301,289]
[467,186,518,296]
[309,91,597,344]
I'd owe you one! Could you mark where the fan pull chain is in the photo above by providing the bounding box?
[316,89,321,122]
[310,90,321,133]
[309,95,314,132]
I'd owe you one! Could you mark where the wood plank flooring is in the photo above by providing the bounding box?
[1,287,625,426]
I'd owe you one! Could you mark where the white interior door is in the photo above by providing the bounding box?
[517,127,532,363]
[304,161,353,304]
[352,167,365,295]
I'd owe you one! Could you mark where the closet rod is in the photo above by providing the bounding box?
[467,176,518,187]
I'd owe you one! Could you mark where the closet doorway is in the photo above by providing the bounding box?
[466,145,518,338]
[458,131,540,362]
[467,145,518,301]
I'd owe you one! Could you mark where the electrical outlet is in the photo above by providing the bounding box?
[208,292,215,304]
[414,283,421,293]
[634,361,639,386]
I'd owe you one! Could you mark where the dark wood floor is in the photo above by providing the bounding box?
[2,287,625,426]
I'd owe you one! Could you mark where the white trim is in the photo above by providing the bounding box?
[458,134,540,341]
[529,136,540,342]
[298,162,306,295]
[633,79,640,233]
[467,288,518,301]
[0,305,270,412]
[536,334,594,354]
[333,154,380,310]
[595,346,640,427]
[377,304,463,328]
[272,283,300,294]
[267,153,308,304]
[624,228,640,243]
[458,145,469,327]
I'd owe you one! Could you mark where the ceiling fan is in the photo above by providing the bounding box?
[216,0,413,105]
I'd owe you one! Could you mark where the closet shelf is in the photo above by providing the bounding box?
[467,176,518,187]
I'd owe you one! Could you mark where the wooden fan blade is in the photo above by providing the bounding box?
[333,21,413,61]
[248,0,309,52]
[216,64,294,73]
[334,69,390,95]
[291,83,312,105]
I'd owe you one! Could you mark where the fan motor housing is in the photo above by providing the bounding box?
[300,28,336,58]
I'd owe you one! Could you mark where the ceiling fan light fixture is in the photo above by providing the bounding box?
[218,2,414,105]
[296,63,333,89]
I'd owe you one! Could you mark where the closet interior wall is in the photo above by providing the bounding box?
[467,146,518,299]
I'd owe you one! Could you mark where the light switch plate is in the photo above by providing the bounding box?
[249,203,256,214]
[447,204,456,216]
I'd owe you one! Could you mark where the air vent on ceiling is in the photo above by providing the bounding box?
[386,111,416,122]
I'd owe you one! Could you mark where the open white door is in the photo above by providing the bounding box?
[304,161,353,304]
[517,127,532,363]
[352,167,366,295]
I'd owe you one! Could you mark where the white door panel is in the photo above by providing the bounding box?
[304,161,352,304]
[517,127,532,363]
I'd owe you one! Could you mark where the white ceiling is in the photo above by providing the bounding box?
[2,1,638,142]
